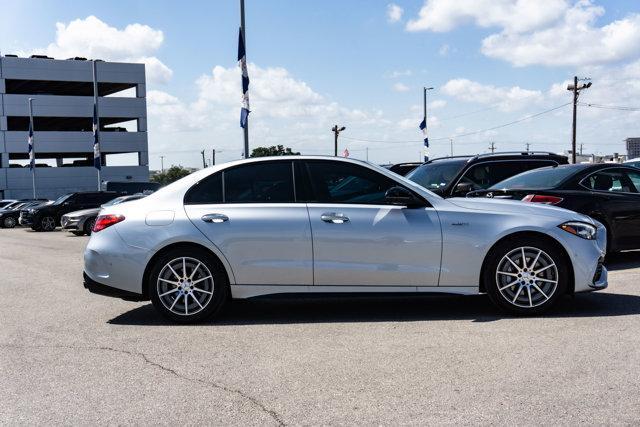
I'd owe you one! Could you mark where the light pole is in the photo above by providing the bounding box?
[332,125,346,156]
[160,155,165,173]
[567,76,592,163]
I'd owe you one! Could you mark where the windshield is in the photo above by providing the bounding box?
[489,166,576,190]
[406,160,466,191]
[52,193,73,205]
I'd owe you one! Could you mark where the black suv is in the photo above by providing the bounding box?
[405,152,568,197]
[20,191,119,231]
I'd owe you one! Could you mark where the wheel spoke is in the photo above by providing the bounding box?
[499,282,517,291]
[158,278,179,286]
[521,247,527,268]
[512,285,524,303]
[192,275,212,285]
[527,286,533,307]
[159,288,178,297]
[182,258,187,278]
[530,250,542,270]
[189,262,202,280]
[167,264,181,280]
[532,283,549,300]
[191,294,204,309]
[535,263,556,275]
[535,277,557,284]
[169,294,180,311]
[497,271,519,278]
[184,294,189,315]
[506,256,521,271]
[193,287,213,295]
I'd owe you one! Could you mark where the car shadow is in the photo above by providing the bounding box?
[605,250,640,271]
[108,291,640,327]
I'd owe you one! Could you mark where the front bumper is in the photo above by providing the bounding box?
[83,272,146,301]
[19,212,34,226]
[588,258,608,290]
[61,216,80,230]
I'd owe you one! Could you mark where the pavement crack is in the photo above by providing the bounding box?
[2,343,285,426]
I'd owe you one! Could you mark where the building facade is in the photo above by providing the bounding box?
[626,138,640,160]
[0,56,149,199]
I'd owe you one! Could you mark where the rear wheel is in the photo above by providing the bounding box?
[2,217,17,228]
[149,248,229,323]
[40,216,57,232]
[483,237,568,315]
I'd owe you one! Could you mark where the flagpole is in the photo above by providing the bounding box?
[423,86,433,161]
[92,60,101,190]
[28,98,36,198]
[240,0,249,158]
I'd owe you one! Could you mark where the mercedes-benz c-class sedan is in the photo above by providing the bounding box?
[84,156,608,323]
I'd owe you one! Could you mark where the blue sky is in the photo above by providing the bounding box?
[2,0,640,168]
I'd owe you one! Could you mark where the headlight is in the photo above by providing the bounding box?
[559,221,597,240]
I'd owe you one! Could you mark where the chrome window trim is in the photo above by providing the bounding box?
[578,166,640,195]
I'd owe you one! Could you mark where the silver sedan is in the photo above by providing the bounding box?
[83,156,607,323]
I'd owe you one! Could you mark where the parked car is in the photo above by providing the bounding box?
[0,199,49,228]
[0,199,18,209]
[625,157,640,169]
[62,194,147,236]
[20,191,119,231]
[467,163,640,252]
[406,152,568,197]
[84,156,607,323]
[384,162,423,176]
[103,181,161,195]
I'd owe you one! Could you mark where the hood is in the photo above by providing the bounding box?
[447,197,594,224]
[63,207,101,218]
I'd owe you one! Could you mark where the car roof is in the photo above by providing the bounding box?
[425,151,567,164]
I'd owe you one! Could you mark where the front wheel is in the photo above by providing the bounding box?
[39,216,57,232]
[483,237,568,315]
[2,217,17,228]
[149,248,229,323]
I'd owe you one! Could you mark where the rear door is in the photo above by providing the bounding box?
[184,160,313,286]
[300,160,441,287]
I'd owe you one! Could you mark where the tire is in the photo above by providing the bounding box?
[83,217,96,236]
[71,231,85,236]
[40,216,57,232]
[2,217,17,228]
[483,236,568,315]
[149,247,229,323]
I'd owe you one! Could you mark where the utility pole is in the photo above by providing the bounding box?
[160,155,165,173]
[525,143,531,152]
[579,143,583,155]
[450,138,454,157]
[365,147,369,162]
[331,125,346,156]
[488,142,496,153]
[212,149,216,166]
[201,150,206,168]
[567,76,592,164]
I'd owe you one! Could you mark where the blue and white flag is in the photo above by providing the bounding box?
[93,104,101,170]
[419,118,429,147]
[238,27,250,128]
[28,120,35,170]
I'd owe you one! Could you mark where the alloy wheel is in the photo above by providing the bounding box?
[156,257,215,316]
[3,217,16,228]
[495,246,559,308]
[41,216,56,231]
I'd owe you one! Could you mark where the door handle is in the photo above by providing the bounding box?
[201,213,229,223]
[321,212,350,224]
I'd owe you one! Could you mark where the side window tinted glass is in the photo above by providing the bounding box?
[225,162,294,203]
[305,161,399,204]
[626,170,640,193]
[185,173,223,204]
[582,170,632,193]
[460,162,528,190]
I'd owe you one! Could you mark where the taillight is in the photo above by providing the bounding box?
[522,194,563,205]
[93,214,125,232]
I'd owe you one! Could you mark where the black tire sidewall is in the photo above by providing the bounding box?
[484,237,568,315]
[84,217,96,236]
[148,248,229,323]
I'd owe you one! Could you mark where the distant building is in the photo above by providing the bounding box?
[564,150,626,164]
[626,138,640,160]
[0,55,149,199]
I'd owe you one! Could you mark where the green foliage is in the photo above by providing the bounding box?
[250,145,301,157]
[150,165,193,185]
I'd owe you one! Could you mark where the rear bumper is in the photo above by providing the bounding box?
[83,272,146,301]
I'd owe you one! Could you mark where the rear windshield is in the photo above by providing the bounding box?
[406,160,467,191]
[489,166,576,190]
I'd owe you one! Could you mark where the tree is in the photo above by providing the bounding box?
[150,165,193,186]
[250,145,300,157]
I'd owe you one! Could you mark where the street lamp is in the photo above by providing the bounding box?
[332,125,346,156]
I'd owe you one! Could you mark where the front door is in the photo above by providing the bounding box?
[184,161,313,286]
[299,160,441,287]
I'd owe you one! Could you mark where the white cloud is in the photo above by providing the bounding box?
[31,16,172,84]
[430,99,447,109]
[441,78,543,111]
[387,4,404,23]
[392,82,410,92]
[482,2,640,67]
[387,69,413,78]
[406,0,568,33]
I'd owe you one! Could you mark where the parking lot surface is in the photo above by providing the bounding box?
[2,228,640,425]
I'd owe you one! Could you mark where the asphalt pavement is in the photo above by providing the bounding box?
[1,228,640,425]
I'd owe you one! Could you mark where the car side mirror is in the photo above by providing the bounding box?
[385,186,424,207]
[452,182,473,196]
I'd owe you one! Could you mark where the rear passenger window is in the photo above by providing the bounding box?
[460,161,536,191]
[225,162,294,203]
[184,173,223,204]
[582,169,636,193]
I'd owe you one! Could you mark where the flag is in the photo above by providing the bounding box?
[419,118,429,147]
[238,27,250,128]
[28,120,35,170]
[342,148,350,158]
[93,104,101,170]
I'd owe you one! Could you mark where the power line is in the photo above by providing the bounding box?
[578,102,640,111]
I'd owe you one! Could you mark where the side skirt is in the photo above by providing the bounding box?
[231,285,479,299]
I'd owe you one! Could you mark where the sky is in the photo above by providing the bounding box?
[2,0,640,169]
